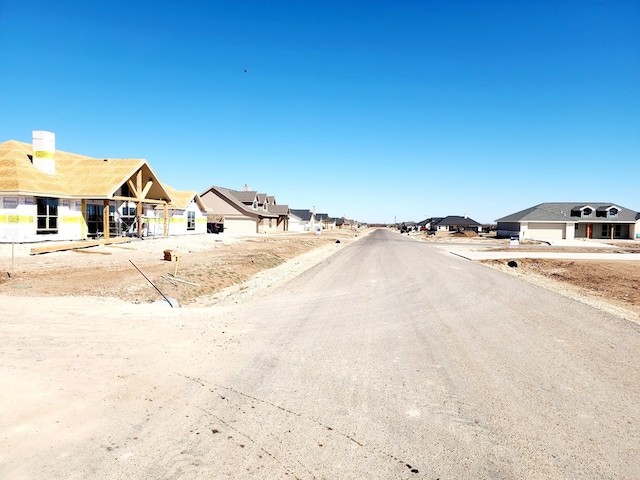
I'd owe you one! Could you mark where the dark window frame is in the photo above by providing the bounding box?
[36,197,59,234]
[187,211,196,230]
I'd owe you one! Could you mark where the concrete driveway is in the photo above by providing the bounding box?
[449,249,640,261]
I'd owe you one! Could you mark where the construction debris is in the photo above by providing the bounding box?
[163,250,178,261]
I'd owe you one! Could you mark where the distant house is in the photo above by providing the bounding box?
[156,184,209,236]
[432,216,482,233]
[418,217,444,231]
[315,213,336,230]
[337,217,355,229]
[289,209,314,232]
[496,202,640,240]
[0,132,180,243]
[267,203,290,231]
[199,185,279,234]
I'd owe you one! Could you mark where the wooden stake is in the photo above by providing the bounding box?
[168,274,200,287]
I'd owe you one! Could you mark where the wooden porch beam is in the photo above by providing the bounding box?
[127,179,138,198]
[141,179,153,199]
[163,203,168,237]
[103,200,110,239]
[112,196,167,205]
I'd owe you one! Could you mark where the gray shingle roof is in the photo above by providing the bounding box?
[268,204,289,215]
[496,202,639,223]
[435,216,482,227]
[290,209,312,221]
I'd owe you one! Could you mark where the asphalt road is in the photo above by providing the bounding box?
[4,228,639,479]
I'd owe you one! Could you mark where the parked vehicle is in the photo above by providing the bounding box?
[207,222,224,234]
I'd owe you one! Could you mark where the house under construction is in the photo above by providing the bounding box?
[0,131,208,243]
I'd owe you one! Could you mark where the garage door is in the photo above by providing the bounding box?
[528,223,565,240]
[224,217,257,234]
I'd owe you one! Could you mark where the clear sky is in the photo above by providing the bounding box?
[1,1,638,224]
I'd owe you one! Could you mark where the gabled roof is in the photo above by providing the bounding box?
[162,184,207,211]
[200,185,277,218]
[435,216,482,227]
[417,217,443,226]
[290,209,312,221]
[0,139,171,201]
[267,204,289,215]
[496,202,639,223]
[232,189,258,204]
[596,204,620,212]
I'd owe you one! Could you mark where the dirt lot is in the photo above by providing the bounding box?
[0,230,362,307]
[483,258,639,318]
[1,229,638,319]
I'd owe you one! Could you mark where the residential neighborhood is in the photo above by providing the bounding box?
[0,131,355,243]
[2,131,639,245]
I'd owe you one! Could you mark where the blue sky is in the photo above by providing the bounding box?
[1,1,638,224]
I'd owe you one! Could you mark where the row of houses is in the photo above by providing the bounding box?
[415,205,640,241]
[199,185,353,234]
[0,132,350,244]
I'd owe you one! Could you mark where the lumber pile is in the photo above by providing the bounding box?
[30,237,132,255]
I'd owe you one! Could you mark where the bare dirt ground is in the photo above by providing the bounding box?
[1,229,639,479]
[416,231,640,319]
[1,229,638,318]
[483,258,640,319]
[0,230,362,307]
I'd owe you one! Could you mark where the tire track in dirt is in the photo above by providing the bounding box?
[182,375,423,478]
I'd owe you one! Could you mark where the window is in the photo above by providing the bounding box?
[187,211,195,230]
[3,197,18,209]
[601,224,609,237]
[582,208,592,217]
[609,208,618,218]
[252,201,258,210]
[37,198,58,234]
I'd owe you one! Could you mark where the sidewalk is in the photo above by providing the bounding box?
[450,250,640,261]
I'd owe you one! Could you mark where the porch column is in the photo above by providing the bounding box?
[163,203,168,237]
[103,200,110,239]
[136,201,143,237]
[136,170,143,238]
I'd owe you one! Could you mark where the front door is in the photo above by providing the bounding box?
[86,204,104,237]
[586,223,593,238]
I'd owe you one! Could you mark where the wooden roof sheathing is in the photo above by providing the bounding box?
[0,141,69,195]
[162,183,207,211]
[0,139,172,202]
